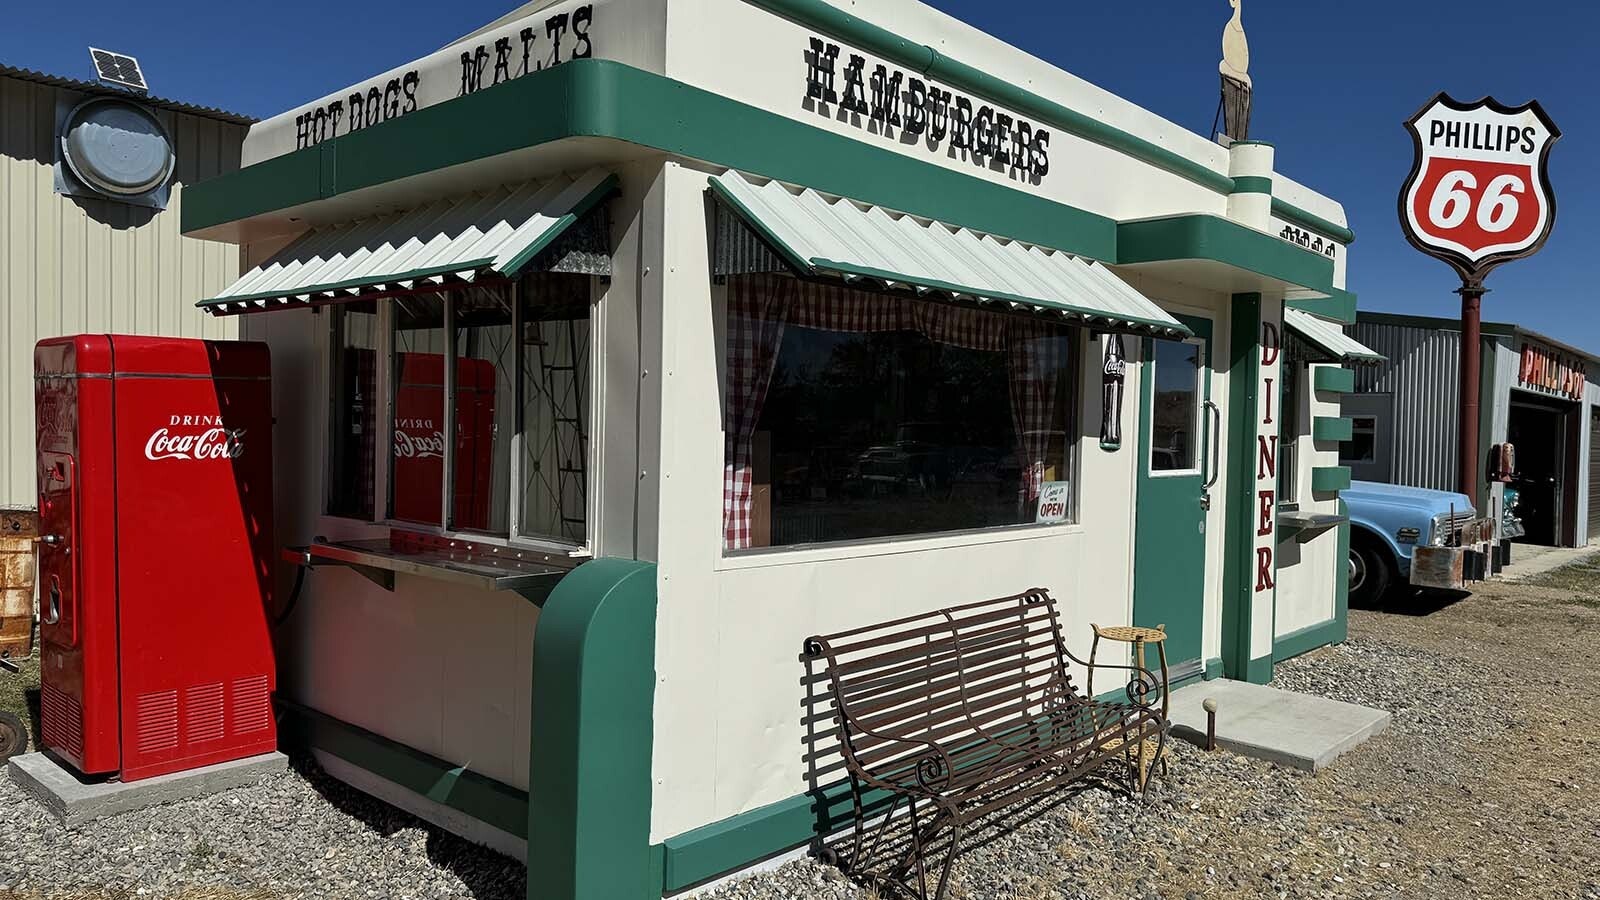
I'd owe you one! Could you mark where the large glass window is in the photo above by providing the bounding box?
[328,301,379,519]
[722,274,1077,551]
[518,275,591,543]
[325,274,594,546]
[389,294,449,527]
[1341,415,1378,464]
[1149,338,1202,473]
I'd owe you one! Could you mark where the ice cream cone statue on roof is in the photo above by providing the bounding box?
[1218,0,1253,141]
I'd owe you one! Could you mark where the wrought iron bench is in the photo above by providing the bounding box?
[803,588,1169,900]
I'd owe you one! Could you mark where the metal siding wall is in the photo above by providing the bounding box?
[1349,321,1461,492]
[0,76,247,507]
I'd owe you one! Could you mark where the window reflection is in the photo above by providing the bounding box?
[1150,338,1200,472]
[328,301,378,519]
[390,295,448,526]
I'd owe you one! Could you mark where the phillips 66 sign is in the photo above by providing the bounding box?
[1399,93,1560,281]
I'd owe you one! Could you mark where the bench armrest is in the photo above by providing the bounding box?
[842,721,957,798]
[1062,645,1166,712]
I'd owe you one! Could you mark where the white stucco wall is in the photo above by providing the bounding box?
[1273,362,1343,640]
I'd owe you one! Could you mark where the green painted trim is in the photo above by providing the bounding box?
[276,699,529,839]
[184,60,1118,263]
[1311,466,1352,493]
[744,0,1235,196]
[1220,292,1263,681]
[1287,287,1356,324]
[1230,175,1273,195]
[1271,197,1355,245]
[1333,498,1350,641]
[527,558,659,900]
[198,258,498,307]
[1116,215,1335,295]
[1203,657,1225,680]
[498,172,621,276]
[810,259,1192,336]
[1244,653,1274,685]
[1312,416,1353,443]
[1313,366,1356,394]
[1272,617,1344,663]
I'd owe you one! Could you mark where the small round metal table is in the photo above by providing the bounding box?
[1086,623,1171,786]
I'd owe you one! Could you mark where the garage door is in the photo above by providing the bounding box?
[1589,409,1600,540]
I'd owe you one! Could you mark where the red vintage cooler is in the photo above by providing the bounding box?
[34,335,277,781]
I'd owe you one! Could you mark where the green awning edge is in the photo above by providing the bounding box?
[196,258,499,309]
[495,172,621,277]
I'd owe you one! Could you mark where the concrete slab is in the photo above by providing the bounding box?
[7,750,288,825]
[1499,541,1600,582]
[1167,680,1389,772]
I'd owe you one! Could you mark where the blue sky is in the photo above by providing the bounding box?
[3,1,1595,347]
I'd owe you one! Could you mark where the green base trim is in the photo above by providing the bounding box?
[276,699,529,839]
[1244,653,1274,685]
[1311,466,1352,493]
[1271,197,1355,245]
[1333,499,1351,647]
[1272,617,1348,663]
[185,60,1117,263]
[528,558,659,900]
[1312,416,1352,443]
[1313,366,1355,394]
[746,0,1235,196]
[1287,287,1356,323]
[1220,293,1263,681]
[1203,657,1225,680]
[1230,175,1273,195]
[1117,215,1334,295]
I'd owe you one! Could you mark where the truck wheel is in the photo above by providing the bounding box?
[0,710,26,761]
[1349,535,1393,606]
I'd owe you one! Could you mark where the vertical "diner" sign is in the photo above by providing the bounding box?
[1254,314,1281,595]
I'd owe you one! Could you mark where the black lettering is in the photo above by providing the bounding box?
[366,86,382,122]
[974,106,995,156]
[1444,120,1462,147]
[1429,120,1445,145]
[904,77,927,134]
[1030,129,1050,177]
[520,27,537,75]
[869,65,902,126]
[401,71,420,114]
[312,107,327,144]
[328,100,345,138]
[383,78,402,119]
[841,54,868,113]
[546,13,570,66]
[460,48,490,95]
[493,38,513,85]
[295,113,312,150]
[347,92,366,130]
[1522,125,1536,154]
[1011,120,1031,170]
[952,96,974,149]
[928,88,950,141]
[805,38,839,103]
[572,5,593,59]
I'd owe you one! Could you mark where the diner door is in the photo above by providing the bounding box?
[1133,314,1215,684]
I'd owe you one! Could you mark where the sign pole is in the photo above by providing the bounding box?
[1457,278,1486,501]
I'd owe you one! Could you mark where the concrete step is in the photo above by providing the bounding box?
[1166,679,1389,772]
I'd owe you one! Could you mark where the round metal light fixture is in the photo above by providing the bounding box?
[59,97,175,198]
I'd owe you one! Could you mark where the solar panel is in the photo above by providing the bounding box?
[88,47,147,93]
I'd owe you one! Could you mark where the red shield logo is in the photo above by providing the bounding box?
[1399,94,1559,281]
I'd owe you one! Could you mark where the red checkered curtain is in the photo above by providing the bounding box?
[723,275,791,549]
[1007,322,1063,504]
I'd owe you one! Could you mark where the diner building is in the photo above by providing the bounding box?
[180,0,1366,894]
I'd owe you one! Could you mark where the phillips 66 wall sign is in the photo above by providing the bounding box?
[1399,93,1560,281]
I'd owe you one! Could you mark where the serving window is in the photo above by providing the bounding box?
[325,273,595,548]
[722,274,1079,552]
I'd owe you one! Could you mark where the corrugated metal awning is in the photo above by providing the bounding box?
[1285,307,1385,364]
[709,171,1190,337]
[199,169,616,314]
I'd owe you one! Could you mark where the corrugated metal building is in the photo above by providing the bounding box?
[0,64,254,507]
[1345,311,1600,547]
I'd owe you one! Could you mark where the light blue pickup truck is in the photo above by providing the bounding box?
[1343,480,1485,604]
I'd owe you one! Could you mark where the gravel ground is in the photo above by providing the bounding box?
[4,561,1600,899]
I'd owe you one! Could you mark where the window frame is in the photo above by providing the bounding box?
[319,278,599,556]
[718,284,1086,558]
[1341,414,1379,465]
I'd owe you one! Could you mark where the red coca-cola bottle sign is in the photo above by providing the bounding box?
[1399,93,1559,281]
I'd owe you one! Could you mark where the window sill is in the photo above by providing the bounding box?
[716,521,1083,571]
[313,515,589,558]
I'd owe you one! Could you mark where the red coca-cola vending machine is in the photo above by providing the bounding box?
[390,352,497,529]
[34,335,277,782]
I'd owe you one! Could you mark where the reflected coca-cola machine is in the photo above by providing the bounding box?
[34,335,277,781]
[391,352,496,529]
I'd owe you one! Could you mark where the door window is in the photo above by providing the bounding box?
[1149,338,1202,473]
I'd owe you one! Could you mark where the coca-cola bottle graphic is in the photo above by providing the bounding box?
[1100,334,1126,449]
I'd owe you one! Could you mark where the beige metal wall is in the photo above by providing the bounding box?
[1,74,249,507]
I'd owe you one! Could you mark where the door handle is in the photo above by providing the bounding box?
[1202,399,1222,490]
